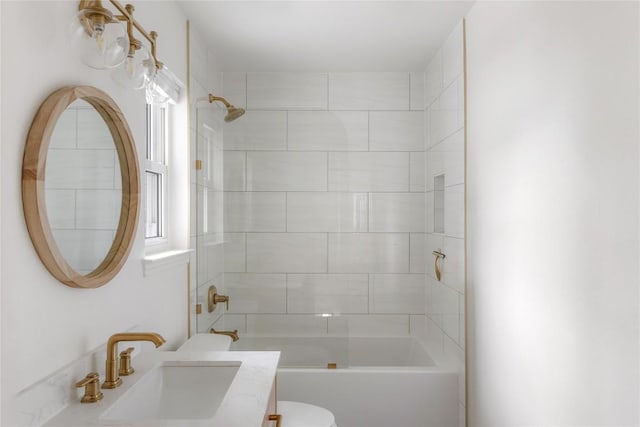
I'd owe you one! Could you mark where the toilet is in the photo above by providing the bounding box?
[277,401,337,427]
[178,334,337,427]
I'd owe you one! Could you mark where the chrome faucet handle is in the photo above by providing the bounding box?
[75,372,103,403]
[118,347,135,376]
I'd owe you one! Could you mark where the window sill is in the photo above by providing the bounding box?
[143,249,193,277]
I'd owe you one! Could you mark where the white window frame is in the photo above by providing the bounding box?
[145,103,169,247]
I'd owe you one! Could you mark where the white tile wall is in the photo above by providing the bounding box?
[287,274,369,314]
[247,152,327,191]
[224,192,286,232]
[75,190,120,229]
[409,314,427,338]
[45,190,75,229]
[410,233,426,274]
[223,151,246,191]
[369,111,424,151]
[425,191,434,234]
[223,233,246,272]
[225,273,287,314]
[220,71,432,339]
[328,315,409,336]
[49,108,77,149]
[434,282,460,343]
[444,184,464,239]
[247,314,328,336]
[423,21,465,415]
[426,128,464,190]
[328,73,410,110]
[77,108,113,149]
[410,152,426,192]
[328,233,409,273]
[247,73,328,110]
[52,229,114,272]
[45,104,122,276]
[288,111,368,151]
[369,193,425,232]
[224,111,287,151]
[428,76,464,147]
[46,150,116,189]
[443,237,465,293]
[370,274,425,314]
[247,233,327,273]
[425,20,465,412]
[223,314,247,333]
[328,152,409,192]
[410,72,425,111]
[287,192,368,232]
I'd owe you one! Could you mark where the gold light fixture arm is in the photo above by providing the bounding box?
[78,0,164,69]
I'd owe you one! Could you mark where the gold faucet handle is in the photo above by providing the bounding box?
[75,372,104,403]
[118,347,135,376]
[207,285,230,312]
[215,294,229,310]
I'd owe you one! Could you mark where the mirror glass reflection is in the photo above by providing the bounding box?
[44,100,122,274]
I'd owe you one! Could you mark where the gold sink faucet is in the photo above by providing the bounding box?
[103,332,166,389]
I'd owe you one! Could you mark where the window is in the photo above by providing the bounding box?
[145,103,168,241]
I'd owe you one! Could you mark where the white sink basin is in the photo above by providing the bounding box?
[100,360,241,422]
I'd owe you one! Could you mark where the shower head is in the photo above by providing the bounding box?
[208,94,246,122]
[224,106,245,122]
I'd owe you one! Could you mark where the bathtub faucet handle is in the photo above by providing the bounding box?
[216,294,229,310]
[207,285,230,312]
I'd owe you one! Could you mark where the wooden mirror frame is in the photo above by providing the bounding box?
[22,86,140,289]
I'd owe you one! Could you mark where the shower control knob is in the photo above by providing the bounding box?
[207,285,230,312]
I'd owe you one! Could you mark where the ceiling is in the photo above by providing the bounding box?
[178,1,475,71]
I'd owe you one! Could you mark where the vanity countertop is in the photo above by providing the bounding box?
[43,350,280,427]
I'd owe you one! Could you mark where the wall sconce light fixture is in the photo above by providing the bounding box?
[70,0,180,98]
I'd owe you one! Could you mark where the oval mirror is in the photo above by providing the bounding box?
[22,86,139,288]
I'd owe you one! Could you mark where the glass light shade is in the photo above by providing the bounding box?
[145,66,183,105]
[69,10,129,69]
[145,78,171,105]
[112,45,156,90]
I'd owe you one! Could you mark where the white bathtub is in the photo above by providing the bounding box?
[231,337,458,427]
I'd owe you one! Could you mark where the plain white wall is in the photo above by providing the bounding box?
[466,2,639,425]
[1,2,190,424]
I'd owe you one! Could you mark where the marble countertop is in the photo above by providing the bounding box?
[43,350,280,427]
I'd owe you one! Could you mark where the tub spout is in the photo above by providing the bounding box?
[210,328,239,342]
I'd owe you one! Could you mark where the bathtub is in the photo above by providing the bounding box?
[231,337,458,427]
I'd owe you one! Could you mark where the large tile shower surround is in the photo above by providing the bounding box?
[219,67,464,344]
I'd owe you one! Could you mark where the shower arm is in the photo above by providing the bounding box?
[208,95,232,108]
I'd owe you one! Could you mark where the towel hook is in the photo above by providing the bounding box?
[432,250,446,281]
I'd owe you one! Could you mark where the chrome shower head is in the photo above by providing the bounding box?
[208,94,245,123]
